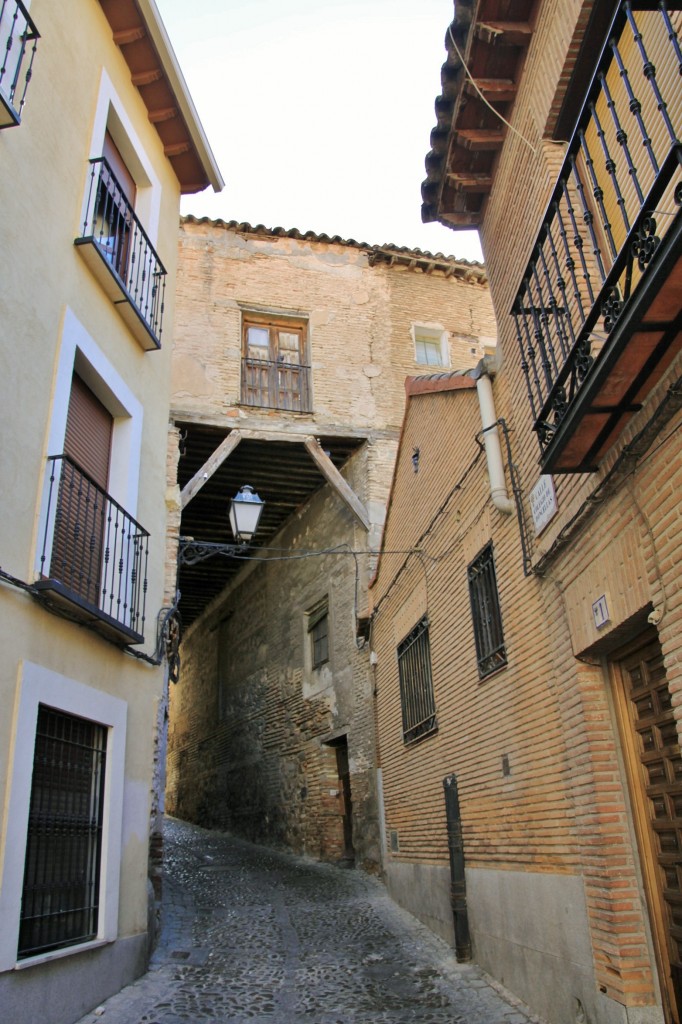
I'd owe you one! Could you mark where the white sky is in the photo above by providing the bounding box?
[155,0,483,263]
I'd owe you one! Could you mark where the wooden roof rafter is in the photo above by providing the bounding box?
[421,0,536,230]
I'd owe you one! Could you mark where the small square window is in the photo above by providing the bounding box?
[467,543,507,678]
[415,338,443,365]
[308,598,329,669]
[413,326,447,367]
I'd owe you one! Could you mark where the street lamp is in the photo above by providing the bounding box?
[178,485,265,566]
[228,485,265,543]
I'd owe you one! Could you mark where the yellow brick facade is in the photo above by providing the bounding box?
[375,2,682,1023]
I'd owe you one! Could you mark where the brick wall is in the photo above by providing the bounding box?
[427,0,682,1015]
[166,221,496,872]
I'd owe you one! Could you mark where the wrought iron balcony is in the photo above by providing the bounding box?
[0,0,39,128]
[512,2,682,473]
[75,158,166,351]
[241,357,312,413]
[34,455,149,645]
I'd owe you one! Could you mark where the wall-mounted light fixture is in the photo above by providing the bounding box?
[178,485,265,565]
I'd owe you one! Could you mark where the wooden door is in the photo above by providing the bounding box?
[611,633,682,1023]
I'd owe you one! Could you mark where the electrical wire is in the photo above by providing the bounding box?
[447,25,537,155]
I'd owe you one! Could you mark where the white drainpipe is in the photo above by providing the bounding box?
[476,373,513,515]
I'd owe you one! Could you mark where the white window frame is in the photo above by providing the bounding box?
[0,662,127,970]
[35,307,144,578]
[411,323,449,367]
[81,70,161,245]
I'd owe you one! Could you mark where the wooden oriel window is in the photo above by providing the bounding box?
[241,312,311,412]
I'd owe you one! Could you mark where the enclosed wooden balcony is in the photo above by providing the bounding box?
[0,0,39,128]
[75,157,166,351]
[34,455,149,645]
[512,2,682,473]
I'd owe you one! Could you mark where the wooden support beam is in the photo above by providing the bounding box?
[447,172,493,193]
[455,128,505,151]
[164,141,190,157]
[476,21,532,47]
[465,78,517,103]
[131,68,163,86]
[180,431,243,509]
[112,25,145,45]
[304,437,370,531]
[149,106,178,124]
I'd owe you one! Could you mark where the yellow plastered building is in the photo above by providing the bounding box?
[0,2,221,1021]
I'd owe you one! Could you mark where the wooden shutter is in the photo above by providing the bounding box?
[103,131,136,206]
[64,374,112,489]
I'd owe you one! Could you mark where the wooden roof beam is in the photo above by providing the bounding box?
[465,78,517,103]
[447,172,493,193]
[148,105,178,123]
[131,68,163,86]
[112,25,145,45]
[304,437,370,531]
[181,431,243,509]
[455,128,505,151]
[476,21,532,47]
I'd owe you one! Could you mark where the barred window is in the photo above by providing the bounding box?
[397,616,437,744]
[468,543,507,678]
[308,598,329,669]
[18,706,107,959]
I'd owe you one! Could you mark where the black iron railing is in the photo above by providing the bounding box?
[0,0,39,127]
[38,455,149,642]
[241,357,312,412]
[512,2,682,454]
[77,157,166,346]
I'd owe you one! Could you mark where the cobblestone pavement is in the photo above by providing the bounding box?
[76,817,547,1024]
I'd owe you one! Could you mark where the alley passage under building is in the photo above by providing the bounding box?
[76,818,545,1024]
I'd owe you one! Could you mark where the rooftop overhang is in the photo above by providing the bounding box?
[99,0,223,194]
[421,0,535,230]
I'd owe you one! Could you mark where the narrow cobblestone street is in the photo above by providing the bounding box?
[75,818,547,1024]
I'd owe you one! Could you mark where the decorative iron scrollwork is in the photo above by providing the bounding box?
[551,387,568,426]
[631,214,660,271]
[575,337,594,382]
[602,287,623,334]
[674,182,682,207]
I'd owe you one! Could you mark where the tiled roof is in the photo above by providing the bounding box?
[405,370,479,397]
[181,216,487,282]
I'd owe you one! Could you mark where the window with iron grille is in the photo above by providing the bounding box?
[397,616,437,744]
[308,598,329,669]
[18,706,107,959]
[467,543,507,678]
